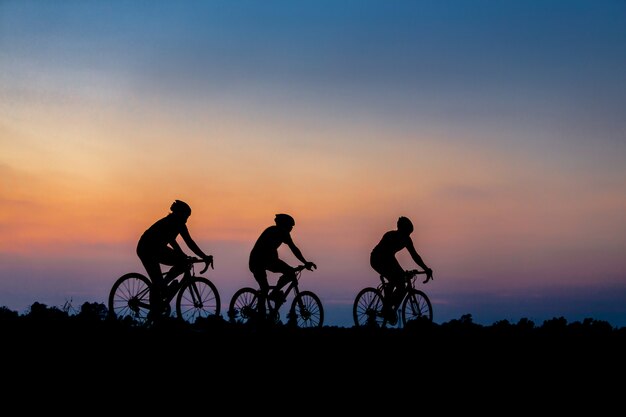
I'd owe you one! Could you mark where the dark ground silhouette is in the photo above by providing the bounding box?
[2,301,624,408]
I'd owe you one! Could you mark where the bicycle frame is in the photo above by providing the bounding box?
[165,259,208,304]
[109,257,220,324]
[133,259,207,309]
[378,269,428,302]
[264,264,307,314]
[228,264,324,327]
[353,269,432,328]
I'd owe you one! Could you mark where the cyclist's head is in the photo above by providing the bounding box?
[170,200,192,218]
[397,216,414,234]
[274,213,295,229]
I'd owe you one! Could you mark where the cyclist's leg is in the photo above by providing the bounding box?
[250,266,269,318]
[371,255,403,311]
[160,249,187,283]
[386,269,405,311]
[137,249,165,318]
[268,259,295,295]
[140,246,186,319]
[371,254,391,300]
[158,248,189,309]
[384,277,404,326]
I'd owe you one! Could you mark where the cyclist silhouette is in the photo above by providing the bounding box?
[136,200,214,319]
[370,216,433,324]
[249,213,316,319]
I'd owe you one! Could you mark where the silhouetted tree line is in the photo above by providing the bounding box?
[1,301,625,339]
[2,300,625,393]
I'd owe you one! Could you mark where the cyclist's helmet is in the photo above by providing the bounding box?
[275,213,295,228]
[170,200,192,217]
[397,216,414,234]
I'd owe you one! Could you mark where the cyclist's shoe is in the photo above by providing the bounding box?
[268,289,285,304]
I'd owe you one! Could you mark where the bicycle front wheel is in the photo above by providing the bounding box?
[227,287,259,325]
[108,272,151,325]
[401,288,433,324]
[289,291,324,328]
[353,287,384,328]
[176,277,221,323]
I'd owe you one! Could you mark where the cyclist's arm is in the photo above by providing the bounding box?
[285,238,316,269]
[180,226,209,259]
[407,243,431,273]
[169,238,185,254]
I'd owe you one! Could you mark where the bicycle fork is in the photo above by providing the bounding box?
[405,292,425,318]
[187,280,203,308]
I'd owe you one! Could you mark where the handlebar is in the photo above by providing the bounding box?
[294,263,316,273]
[406,269,434,284]
[187,256,213,274]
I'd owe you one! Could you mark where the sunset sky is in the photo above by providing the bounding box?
[2,1,625,327]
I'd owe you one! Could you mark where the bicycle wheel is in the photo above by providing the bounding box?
[227,287,259,325]
[176,276,221,323]
[289,291,324,328]
[108,272,152,324]
[401,288,433,324]
[353,287,384,328]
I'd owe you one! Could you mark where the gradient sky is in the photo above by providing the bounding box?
[1,0,625,327]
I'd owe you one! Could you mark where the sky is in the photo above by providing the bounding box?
[1,0,625,328]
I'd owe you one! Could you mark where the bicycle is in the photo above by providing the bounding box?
[108,257,221,325]
[227,264,323,328]
[353,269,433,328]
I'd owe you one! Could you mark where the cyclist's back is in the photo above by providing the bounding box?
[249,224,290,265]
[371,229,412,262]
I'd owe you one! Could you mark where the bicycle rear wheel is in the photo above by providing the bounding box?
[176,276,221,323]
[401,288,433,324]
[227,287,259,325]
[353,287,384,328]
[289,291,324,328]
[108,272,151,325]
